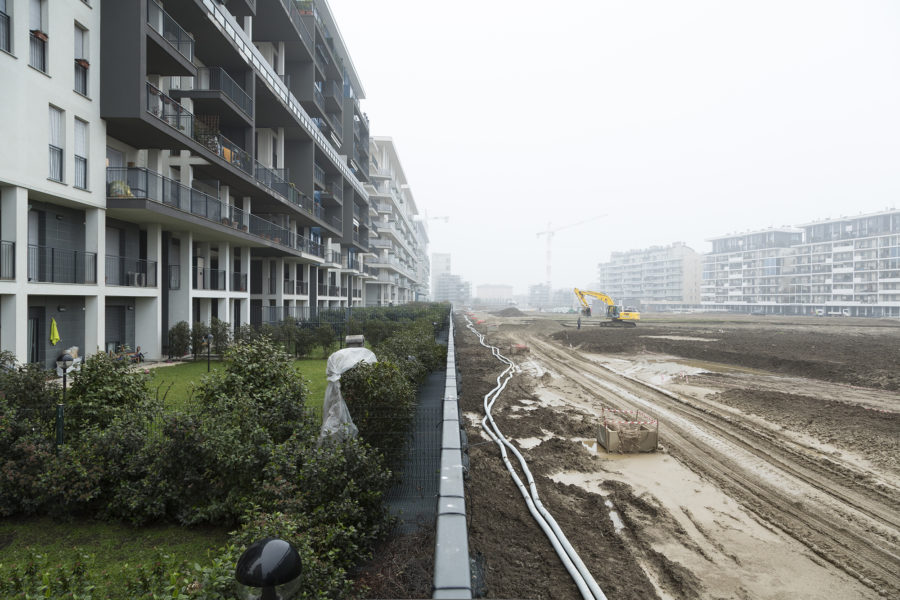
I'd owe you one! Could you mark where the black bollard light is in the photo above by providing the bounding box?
[235,537,303,600]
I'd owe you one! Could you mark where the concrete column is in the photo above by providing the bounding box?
[135,296,161,360]
[0,294,27,362]
[220,242,232,292]
[275,257,284,299]
[146,222,161,281]
[169,233,192,327]
[84,295,102,358]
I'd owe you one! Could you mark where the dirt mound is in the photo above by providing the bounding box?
[493,307,526,317]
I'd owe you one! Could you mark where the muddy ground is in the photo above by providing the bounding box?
[457,312,899,599]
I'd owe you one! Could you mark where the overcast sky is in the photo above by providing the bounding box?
[329,0,900,295]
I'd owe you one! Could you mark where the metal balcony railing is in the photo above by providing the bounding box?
[326,181,343,202]
[330,216,342,231]
[49,145,64,182]
[313,203,324,220]
[74,60,89,95]
[147,82,194,137]
[0,241,14,279]
[327,113,342,139]
[74,156,88,190]
[28,245,97,284]
[147,0,194,62]
[280,0,312,47]
[329,285,340,296]
[314,86,325,109]
[254,161,291,197]
[314,164,325,187]
[193,267,226,291]
[29,31,47,72]
[317,283,328,296]
[232,272,248,292]
[168,264,181,289]
[297,281,309,294]
[105,256,157,287]
[0,11,9,53]
[283,279,296,294]
[195,67,253,116]
[352,231,359,244]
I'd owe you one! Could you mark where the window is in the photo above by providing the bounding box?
[0,0,10,54]
[29,0,46,72]
[74,24,89,96]
[48,106,64,182]
[74,119,88,189]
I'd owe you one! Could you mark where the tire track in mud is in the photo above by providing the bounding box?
[525,336,900,597]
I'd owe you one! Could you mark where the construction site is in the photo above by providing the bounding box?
[456,308,899,599]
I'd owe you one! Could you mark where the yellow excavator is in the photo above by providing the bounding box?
[573,288,640,327]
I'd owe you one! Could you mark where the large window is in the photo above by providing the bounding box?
[74,24,89,96]
[74,119,88,189]
[0,0,10,54]
[49,106,64,182]
[29,0,46,72]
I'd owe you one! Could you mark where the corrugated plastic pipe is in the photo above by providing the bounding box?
[464,315,608,600]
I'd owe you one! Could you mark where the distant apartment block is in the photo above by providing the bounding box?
[476,284,513,304]
[434,272,470,304]
[364,137,428,306]
[702,209,900,317]
[597,242,702,307]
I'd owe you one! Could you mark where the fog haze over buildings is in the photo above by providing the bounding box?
[331,0,900,294]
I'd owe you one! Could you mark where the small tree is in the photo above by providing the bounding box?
[313,324,335,357]
[167,321,191,359]
[210,317,232,355]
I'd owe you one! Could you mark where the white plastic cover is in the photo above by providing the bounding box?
[318,347,377,442]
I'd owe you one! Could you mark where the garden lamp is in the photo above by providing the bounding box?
[55,352,74,453]
[205,333,214,372]
[235,537,303,600]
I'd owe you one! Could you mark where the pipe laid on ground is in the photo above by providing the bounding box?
[464,315,608,600]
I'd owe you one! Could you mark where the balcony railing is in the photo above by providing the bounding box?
[168,264,181,289]
[283,279,296,294]
[147,0,194,62]
[0,11,9,53]
[193,267,226,291]
[327,113,342,139]
[330,216,342,232]
[147,82,194,137]
[328,285,340,297]
[317,283,328,296]
[254,162,290,197]
[233,272,248,292]
[49,145,63,182]
[313,164,325,188]
[297,281,309,295]
[105,256,157,287]
[74,60,89,95]
[74,156,88,190]
[314,86,325,109]
[0,241,14,279]
[280,0,312,48]
[195,67,253,116]
[326,181,343,202]
[28,245,97,284]
[29,31,47,72]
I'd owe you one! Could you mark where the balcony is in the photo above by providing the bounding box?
[283,279,297,294]
[147,0,194,63]
[105,256,158,287]
[318,283,328,296]
[314,164,326,188]
[28,245,97,284]
[0,241,14,279]
[168,264,181,290]
[29,30,47,72]
[193,267,226,291]
[233,272,248,292]
[171,67,253,122]
[328,285,340,296]
[324,80,342,111]
[326,113,342,139]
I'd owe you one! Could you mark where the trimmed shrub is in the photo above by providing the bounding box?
[340,361,416,467]
[209,317,232,355]
[191,321,211,360]
[313,324,335,356]
[167,320,191,358]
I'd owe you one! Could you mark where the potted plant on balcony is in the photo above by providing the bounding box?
[75,58,90,69]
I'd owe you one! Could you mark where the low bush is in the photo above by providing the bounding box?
[168,320,192,358]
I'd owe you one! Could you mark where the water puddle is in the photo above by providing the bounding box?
[605,499,625,533]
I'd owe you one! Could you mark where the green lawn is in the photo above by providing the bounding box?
[0,516,228,576]
[148,357,328,412]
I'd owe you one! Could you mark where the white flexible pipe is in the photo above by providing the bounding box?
[464,315,608,600]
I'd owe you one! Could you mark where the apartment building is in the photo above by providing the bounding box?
[701,209,900,317]
[0,0,392,369]
[364,137,428,306]
[596,242,702,308]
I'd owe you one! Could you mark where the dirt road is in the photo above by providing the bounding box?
[458,311,899,599]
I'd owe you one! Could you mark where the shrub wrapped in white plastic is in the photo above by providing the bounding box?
[318,347,377,442]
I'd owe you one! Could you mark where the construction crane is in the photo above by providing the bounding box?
[535,215,607,297]
[573,288,640,327]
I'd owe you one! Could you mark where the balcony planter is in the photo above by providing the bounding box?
[31,29,48,42]
[75,58,90,68]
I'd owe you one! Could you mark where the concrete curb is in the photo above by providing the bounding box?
[433,313,472,599]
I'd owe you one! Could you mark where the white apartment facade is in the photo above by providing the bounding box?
[364,137,428,306]
[701,209,900,317]
[597,242,702,308]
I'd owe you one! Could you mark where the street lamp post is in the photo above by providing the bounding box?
[55,352,74,454]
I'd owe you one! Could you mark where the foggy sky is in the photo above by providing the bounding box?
[329,0,900,295]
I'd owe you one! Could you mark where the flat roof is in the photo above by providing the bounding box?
[705,227,802,242]
[797,207,900,227]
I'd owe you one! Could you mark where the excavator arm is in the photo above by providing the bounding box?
[572,288,640,326]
